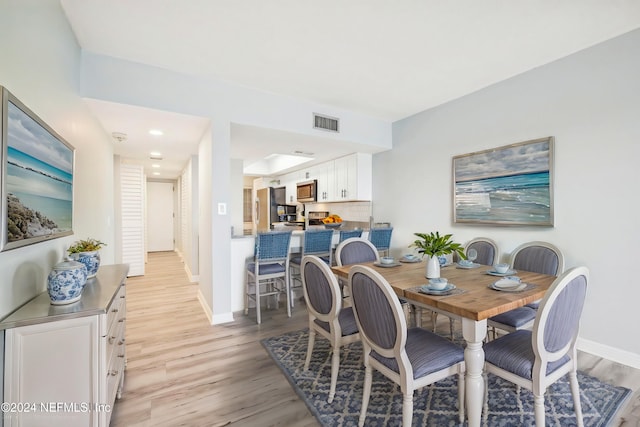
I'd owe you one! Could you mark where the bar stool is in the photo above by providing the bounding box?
[244,230,292,324]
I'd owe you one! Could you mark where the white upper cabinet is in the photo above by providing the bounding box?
[274,153,372,203]
[333,153,372,201]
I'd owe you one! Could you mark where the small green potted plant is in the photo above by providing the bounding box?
[68,238,106,279]
[410,232,465,278]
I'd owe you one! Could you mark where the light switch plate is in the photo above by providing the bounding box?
[218,203,227,215]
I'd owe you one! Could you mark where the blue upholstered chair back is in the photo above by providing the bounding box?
[466,239,498,266]
[255,231,292,262]
[540,274,587,354]
[339,229,362,242]
[302,258,335,316]
[302,229,334,255]
[350,268,402,352]
[335,238,379,266]
[368,227,393,251]
[512,242,564,276]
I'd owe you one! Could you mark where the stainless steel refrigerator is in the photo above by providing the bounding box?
[255,186,286,232]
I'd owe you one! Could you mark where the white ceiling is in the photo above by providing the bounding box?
[63,1,640,179]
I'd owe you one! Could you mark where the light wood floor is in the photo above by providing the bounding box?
[110,251,640,427]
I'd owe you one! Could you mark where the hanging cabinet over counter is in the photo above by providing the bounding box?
[1,264,129,427]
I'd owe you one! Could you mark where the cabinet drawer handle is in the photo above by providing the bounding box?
[109,370,119,376]
[111,308,119,313]
[109,336,116,344]
[119,317,126,323]
[118,354,125,358]
[118,339,125,345]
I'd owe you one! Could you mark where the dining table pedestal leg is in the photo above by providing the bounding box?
[462,318,487,427]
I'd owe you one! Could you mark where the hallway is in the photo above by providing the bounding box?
[110,251,316,426]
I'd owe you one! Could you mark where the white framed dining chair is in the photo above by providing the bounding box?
[348,265,465,427]
[432,237,500,338]
[289,229,334,308]
[301,255,360,403]
[488,241,564,340]
[465,237,499,266]
[483,266,588,427]
[336,237,413,323]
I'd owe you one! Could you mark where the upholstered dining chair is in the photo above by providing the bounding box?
[432,237,500,337]
[244,230,292,324]
[465,237,499,266]
[335,237,379,267]
[488,241,565,340]
[348,265,465,427]
[368,227,393,257]
[301,255,360,403]
[335,237,413,319]
[289,229,334,307]
[483,266,588,427]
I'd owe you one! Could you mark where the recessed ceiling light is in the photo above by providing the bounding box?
[152,172,161,176]
[150,151,162,156]
[152,164,160,168]
[149,129,163,136]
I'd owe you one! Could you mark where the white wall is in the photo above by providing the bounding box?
[375,29,640,367]
[0,1,115,320]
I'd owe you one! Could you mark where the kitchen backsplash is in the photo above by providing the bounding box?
[305,201,372,222]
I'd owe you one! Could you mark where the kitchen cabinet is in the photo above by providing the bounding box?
[276,153,372,203]
[310,162,335,201]
[1,264,129,427]
[329,153,372,201]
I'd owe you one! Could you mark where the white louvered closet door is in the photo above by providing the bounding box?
[120,164,145,276]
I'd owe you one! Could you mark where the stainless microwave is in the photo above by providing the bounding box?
[296,180,317,203]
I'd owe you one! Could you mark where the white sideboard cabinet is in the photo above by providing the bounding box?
[1,264,129,427]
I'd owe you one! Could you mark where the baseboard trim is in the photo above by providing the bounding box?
[211,312,235,325]
[184,264,199,283]
[196,289,213,324]
[196,289,234,325]
[578,337,640,370]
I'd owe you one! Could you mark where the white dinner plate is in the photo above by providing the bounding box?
[486,269,517,276]
[492,278,522,290]
[489,282,527,292]
[400,257,421,263]
[419,283,456,295]
[373,262,401,268]
[457,262,480,269]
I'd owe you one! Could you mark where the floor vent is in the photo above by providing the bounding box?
[313,113,339,132]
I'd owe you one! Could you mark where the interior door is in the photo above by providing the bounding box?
[147,181,175,251]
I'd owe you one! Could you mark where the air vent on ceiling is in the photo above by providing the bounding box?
[313,113,339,133]
[149,155,163,160]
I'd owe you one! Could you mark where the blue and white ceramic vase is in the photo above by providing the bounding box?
[70,250,101,278]
[47,259,88,305]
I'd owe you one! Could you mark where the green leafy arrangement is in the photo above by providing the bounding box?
[410,232,465,259]
[67,238,106,254]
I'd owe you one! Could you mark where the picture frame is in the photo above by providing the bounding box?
[1,86,75,251]
[452,137,554,226]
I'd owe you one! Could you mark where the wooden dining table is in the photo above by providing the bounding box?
[331,260,557,427]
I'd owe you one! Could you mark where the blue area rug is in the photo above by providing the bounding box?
[262,329,632,427]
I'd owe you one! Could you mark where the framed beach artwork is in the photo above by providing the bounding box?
[1,86,74,251]
[452,137,554,226]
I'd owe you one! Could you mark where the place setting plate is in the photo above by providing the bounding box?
[488,277,529,292]
[456,261,480,269]
[373,262,402,268]
[486,269,517,276]
[419,283,456,295]
[399,256,421,263]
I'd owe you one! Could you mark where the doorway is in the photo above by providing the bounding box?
[147,181,175,252]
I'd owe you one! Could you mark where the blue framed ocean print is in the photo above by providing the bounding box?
[453,137,554,226]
